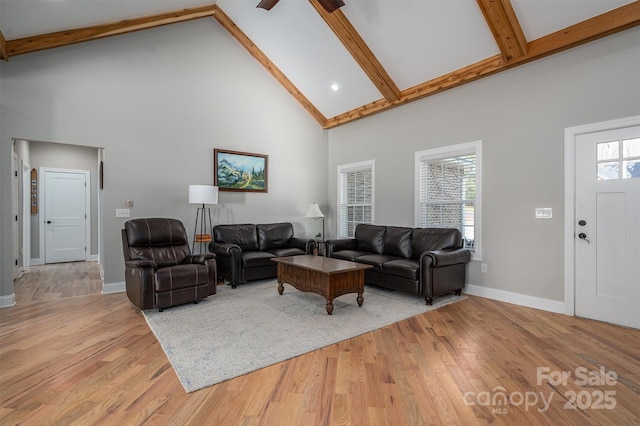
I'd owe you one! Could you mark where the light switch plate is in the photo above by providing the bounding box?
[535,208,552,219]
[116,208,130,218]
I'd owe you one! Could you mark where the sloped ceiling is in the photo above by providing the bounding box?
[1,0,639,128]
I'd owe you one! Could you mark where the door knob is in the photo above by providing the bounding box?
[578,233,590,244]
[46,220,52,224]
[578,220,586,226]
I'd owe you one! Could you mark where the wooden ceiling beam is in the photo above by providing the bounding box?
[0,30,7,61]
[5,4,218,57]
[476,0,527,62]
[510,0,640,67]
[325,2,640,128]
[212,6,328,126]
[309,0,401,103]
[324,55,505,128]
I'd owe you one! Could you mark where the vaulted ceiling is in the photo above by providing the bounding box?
[1,0,639,128]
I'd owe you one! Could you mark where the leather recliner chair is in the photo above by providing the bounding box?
[121,218,217,311]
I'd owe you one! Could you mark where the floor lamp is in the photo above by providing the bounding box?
[189,185,218,254]
[305,203,325,255]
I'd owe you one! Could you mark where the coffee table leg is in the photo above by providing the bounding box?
[357,292,364,307]
[278,281,284,295]
[326,299,334,315]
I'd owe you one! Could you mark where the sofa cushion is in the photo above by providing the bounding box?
[355,254,399,272]
[381,258,420,280]
[267,247,306,257]
[331,250,371,262]
[383,226,412,258]
[257,223,294,251]
[214,224,259,252]
[242,251,276,268]
[355,224,386,254]
[411,228,462,259]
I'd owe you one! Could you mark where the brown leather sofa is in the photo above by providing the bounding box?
[121,218,217,311]
[208,222,315,288]
[325,224,471,305]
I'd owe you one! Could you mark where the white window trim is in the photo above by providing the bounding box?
[337,159,375,238]
[414,141,482,261]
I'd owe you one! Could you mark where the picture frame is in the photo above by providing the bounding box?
[214,149,268,192]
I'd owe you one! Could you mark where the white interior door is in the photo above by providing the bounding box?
[575,125,640,329]
[44,170,88,263]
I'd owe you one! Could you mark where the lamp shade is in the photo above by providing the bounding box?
[189,185,218,205]
[305,203,324,218]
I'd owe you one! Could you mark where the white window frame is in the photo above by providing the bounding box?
[337,160,375,238]
[414,141,482,260]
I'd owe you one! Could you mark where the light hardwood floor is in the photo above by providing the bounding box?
[1,263,639,425]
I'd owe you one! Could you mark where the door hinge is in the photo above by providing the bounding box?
[15,215,18,222]
[15,259,18,266]
[14,171,18,177]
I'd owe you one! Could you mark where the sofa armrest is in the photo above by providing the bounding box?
[209,242,242,258]
[289,237,315,254]
[124,259,157,309]
[424,249,471,267]
[125,259,157,269]
[184,253,216,264]
[325,238,357,257]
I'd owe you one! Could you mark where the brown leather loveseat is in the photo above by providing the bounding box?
[121,218,217,311]
[208,222,315,288]
[325,224,471,305]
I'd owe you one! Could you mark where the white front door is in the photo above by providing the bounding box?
[575,125,640,329]
[44,170,88,263]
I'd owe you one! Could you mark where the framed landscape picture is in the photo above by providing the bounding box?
[214,149,268,192]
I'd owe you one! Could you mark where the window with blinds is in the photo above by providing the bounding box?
[337,160,374,238]
[415,141,481,257]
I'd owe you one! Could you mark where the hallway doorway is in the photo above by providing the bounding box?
[13,262,102,305]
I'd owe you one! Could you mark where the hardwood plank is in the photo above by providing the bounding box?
[1,264,639,424]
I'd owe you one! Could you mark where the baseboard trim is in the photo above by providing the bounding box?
[89,254,99,262]
[102,281,125,294]
[0,293,16,308]
[31,258,43,266]
[464,284,565,314]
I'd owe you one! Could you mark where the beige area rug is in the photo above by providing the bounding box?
[143,279,465,393]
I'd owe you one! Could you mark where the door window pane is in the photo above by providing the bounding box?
[623,138,640,157]
[597,162,619,180]
[597,141,619,160]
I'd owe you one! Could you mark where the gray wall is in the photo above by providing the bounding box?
[326,27,640,302]
[1,17,638,304]
[0,18,328,293]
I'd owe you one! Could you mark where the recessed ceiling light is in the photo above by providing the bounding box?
[331,83,340,92]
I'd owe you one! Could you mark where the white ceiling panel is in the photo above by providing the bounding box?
[344,0,500,89]
[218,0,383,118]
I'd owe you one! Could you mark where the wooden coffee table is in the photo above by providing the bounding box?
[272,255,373,315]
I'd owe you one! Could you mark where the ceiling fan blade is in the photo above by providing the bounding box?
[257,0,280,11]
[318,0,345,13]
